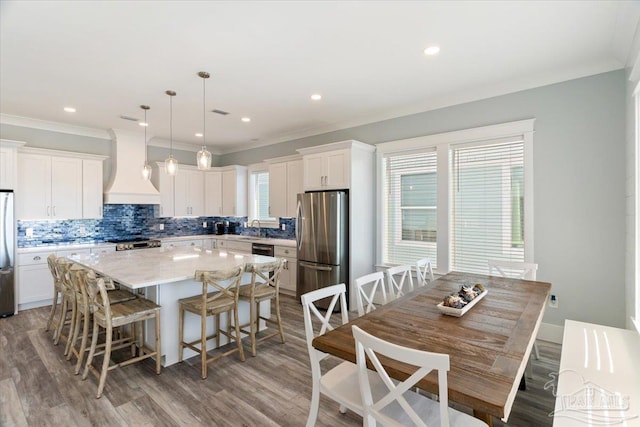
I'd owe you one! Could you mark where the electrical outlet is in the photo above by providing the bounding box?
[202,222,207,228]
[281,224,286,231]
[549,294,558,308]
[159,223,164,231]
[26,227,33,237]
[79,226,86,236]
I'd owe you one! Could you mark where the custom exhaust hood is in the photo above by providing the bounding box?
[104,129,161,204]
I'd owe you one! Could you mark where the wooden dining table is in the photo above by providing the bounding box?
[312,271,552,425]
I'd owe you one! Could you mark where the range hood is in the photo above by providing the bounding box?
[104,129,161,204]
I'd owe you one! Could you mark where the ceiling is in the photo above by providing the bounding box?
[1,1,639,154]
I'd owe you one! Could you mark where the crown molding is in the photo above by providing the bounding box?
[147,137,222,155]
[0,113,110,140]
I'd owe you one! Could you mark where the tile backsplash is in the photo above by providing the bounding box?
[17,204,296,247]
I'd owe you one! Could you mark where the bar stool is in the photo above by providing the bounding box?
[52,257,76,350]
[178,265,245,379]
[237,258,286,357]
[45,253,63,335]
[82,271,161,398]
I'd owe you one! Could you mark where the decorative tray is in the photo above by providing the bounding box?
[437,289,488,317]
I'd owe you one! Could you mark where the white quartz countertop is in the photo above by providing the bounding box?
[68,246,279,289]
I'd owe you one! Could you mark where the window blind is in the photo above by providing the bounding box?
[382,149,437,267]
[451,138,525,274]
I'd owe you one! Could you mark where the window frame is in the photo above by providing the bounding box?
[246,163,279,228]
[376,119,535,275]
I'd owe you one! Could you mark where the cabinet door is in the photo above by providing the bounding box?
[268,162,287,218]
[82,159,103,219]
[187,170,204,216]
[303,153,325,191]
[325,149,350,189]
[286,160,303,217]
[173,172,189,216]
[0,147,15,189]
[17,153,51,219]
[157,171,174,217]
[204,171,222,216]
[221,169,237,216]
[51,156,83,219]
[18,263,53,305]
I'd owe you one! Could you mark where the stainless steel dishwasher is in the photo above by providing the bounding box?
[252,243,275,257]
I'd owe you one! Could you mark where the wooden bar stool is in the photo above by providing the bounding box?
[237,258,286,357]
[81,271,161,398]
[178,265,245,379]
[52,257,76,351]
[45,253,63,335]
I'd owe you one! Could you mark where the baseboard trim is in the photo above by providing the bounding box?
[538,322,564,344]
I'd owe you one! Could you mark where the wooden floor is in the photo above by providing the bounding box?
[0,295,561,426]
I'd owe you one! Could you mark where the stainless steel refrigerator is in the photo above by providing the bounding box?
[296,190,348,309]
[0,190,15,317]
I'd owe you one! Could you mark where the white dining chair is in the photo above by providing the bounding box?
[488,259,540,377]
[386,264,414,300]
[301,283,384,427]
[352,325,488,427]
[354,272,387,317]
[415,257,434,287]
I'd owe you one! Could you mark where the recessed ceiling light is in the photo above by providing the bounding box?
[64,107,76,113]
[424,46,440,56]
[195,133,203,137]
[139,122,149,127]
[310,94,322,101]
[241,117,251,123]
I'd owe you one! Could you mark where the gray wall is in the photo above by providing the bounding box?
[625,70,637,330]
[221,70,628,328]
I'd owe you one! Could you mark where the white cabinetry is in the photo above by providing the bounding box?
[298,140,375,310]
[216,239,252,253]
[221,166,247,216]
[153,162,174,217]
[17,148,106,220]
[275,246,297,295]
[204,170,223,216]
[301,149,349,191]
[0,139,25,189]
[163,238,204,249]
[267,156,302,218]
[17,247,91,310]
[174,167,204,216]
[82,159,104,218]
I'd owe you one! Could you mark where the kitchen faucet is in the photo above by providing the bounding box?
[250,219,261,237]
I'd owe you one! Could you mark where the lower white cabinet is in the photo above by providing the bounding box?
[216,239,252,253]
[163,239,204,249]
[17,248,91,309]
[275,246,297,295]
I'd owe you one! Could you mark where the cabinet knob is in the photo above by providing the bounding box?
[33,256,41,261]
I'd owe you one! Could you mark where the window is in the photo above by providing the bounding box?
[451,138,525,273]
[248,167,276,224]
[382,150,437,266]
[377,119,534,274]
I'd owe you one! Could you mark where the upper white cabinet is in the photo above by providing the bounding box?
[267,156,302,218]
[221,165,247,216]
[153,162,174,217]
[0,139,25,190]
[301,148,350,191]
[174,167,204,216]
[17,148,106,220]
[204,170,222,216]
[82,159,104,219]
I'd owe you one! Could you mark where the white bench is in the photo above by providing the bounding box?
[552,320,640,426]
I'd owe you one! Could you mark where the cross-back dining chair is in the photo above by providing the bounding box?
[352,325,488,427]
[301,283,385,427]
[386,264,414,300]
[354,271,387,317]
[415,257,434,288]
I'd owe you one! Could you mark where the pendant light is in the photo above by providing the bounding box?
[196,71,212,170]
[164,90,179,176]
[140,105,152,180]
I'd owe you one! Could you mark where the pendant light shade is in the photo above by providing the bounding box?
[164,90,179,176]
[140,105,152,181]
[196,71,212,170]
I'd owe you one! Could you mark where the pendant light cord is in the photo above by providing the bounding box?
[169,95,173,155]
[202,75,206,150]
[144,108,148,163]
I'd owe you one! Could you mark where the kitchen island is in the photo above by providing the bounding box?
[69,246,279,366]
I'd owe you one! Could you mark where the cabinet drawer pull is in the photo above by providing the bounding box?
[33,256,41,261]
[47,206,51,216]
